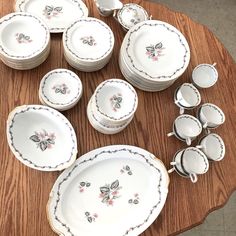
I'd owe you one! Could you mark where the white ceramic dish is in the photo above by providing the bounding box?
[192,63,218,89]
[167,115,202,145]
[15,0,89,33]
[47,145,169,236]
[181,147,209,183]
[87,97,133,134]
[94,0,123,16]
[196,133,225,161]
[0,12,50,60]
[116,3,149,31]
[122,20,190,82]
[92,79,138,124]
[6,105,77,171]
[63,17,114,71]
[197,103,225,129]
[174,83,201,114]
[39,69,83,111]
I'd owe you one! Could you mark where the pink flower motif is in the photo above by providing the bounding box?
[134,193,139,197]
[93,213,98,218]
[112,191,118,196]
[80,188,84,193]
[99,193,105,198]
[108,199,113,205]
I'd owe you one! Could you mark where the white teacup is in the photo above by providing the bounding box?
[196,133,225,161]
[167,115,202,145]
[168,149,188,177]
[174,83,201,114]
[192,63,218,88]
[181,147,209,183]
[94,0,123,16]
[197,103,225,130]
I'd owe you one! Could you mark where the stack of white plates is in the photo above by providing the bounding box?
[87,79,138,134]
[15,0,89,33]
[119,20,191,92]
[63,17,115,72]
[39,69,83,111]
[0,12,50,70]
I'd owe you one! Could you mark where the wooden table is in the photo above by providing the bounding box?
[0,0,236,235]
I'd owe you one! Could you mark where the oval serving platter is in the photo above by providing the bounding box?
[47,145,169,236]
[15,0,89,33]
[6,105,77,171]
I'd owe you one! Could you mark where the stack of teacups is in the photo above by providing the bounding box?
[0,12,50,70]
[168,147,209,183]
[63,17,114,72]
[39,69,83,111]
[119,20,190,92]
[87,79,138,134]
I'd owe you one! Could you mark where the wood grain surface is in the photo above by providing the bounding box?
[0,0,236,235]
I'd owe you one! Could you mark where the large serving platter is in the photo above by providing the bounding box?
[15,0,89,33]
[6,105,77,171]
[47,145,169,236]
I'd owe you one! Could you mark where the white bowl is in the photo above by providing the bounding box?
[6,105,77,171]
[39,69,83,111]
[0,12,50,60]
[92,79,138,124]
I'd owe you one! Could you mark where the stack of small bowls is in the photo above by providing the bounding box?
[87,79,138,134]
[0,12,50,70]
[63,17,114,72]
[39,69,83,111]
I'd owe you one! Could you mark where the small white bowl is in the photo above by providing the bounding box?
[92,79,138,125]
[39,69,83,111]
[6,105,77,171]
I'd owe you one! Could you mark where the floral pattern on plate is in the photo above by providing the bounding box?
[15,33,32,44]
[43,5,63,19]
[128,193,140,205]
[85,212,98,223]
[99,180,122,206]
[29,129,56,151]
[146,42,165,61]
[52,83,70,95]
[120,165,132,175]
[80,36,96,46]
[79,181,91,193]
[110,93,122,112]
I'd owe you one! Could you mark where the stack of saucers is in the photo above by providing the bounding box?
[87,79,138,134]
[119,20,190,92]
[39,69,83,111]
[63,17,114,72]
[0,12,50,70]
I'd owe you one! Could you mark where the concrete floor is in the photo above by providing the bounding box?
[149,1,236,235]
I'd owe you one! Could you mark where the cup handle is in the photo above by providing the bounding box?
[189,173,198,183]
[203,122,208,128]
[212,62,217,67]
[204,128,211,135]
[186,137,191,146]
[168,168,175,174]
[179,107,185,115]
[196,145,203,149]
[167,132,174,137]
[170,161,177,166]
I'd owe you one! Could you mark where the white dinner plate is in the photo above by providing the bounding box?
[47,145,169,236]
[15,0,89,33]
[122,20,190,82]
[6,105,77,171]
